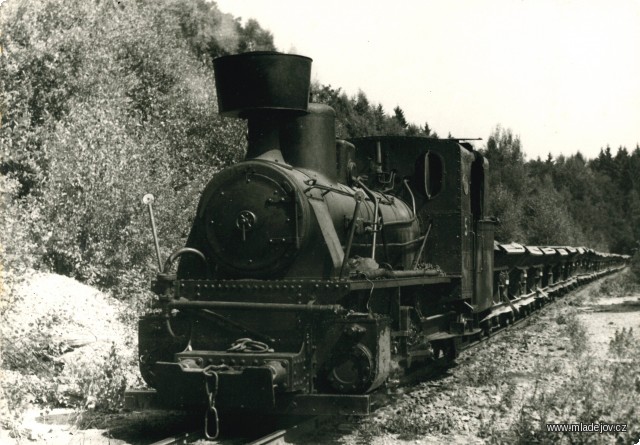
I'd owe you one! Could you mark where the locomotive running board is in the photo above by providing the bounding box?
[124,389,371,416]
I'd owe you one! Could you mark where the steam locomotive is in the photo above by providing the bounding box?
[125,52,628,437]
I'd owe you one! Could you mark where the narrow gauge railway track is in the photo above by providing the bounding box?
[458,268,617,352]
[147,416,327,445]
[393,268,621,388]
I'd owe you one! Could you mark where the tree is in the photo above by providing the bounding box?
[483,126,526,196]
[236,18,276,52]
[310,83,433,138]
[393,106,408,129]
[0,0,251,289]
[423,122,432,137]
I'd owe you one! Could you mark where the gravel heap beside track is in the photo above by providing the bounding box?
[4,273,129,346]
[0,273,139,444]
[2,273,134,366]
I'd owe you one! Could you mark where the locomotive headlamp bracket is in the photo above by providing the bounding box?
[235,210,257,241]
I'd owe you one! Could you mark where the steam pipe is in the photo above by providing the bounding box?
[403,179,416,215]
[163,247,207,274]
[371,196,380,259]
[339,190,365,279]
[354,178,384,260]
[412,223,432,269]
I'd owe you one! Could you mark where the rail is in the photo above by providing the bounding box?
[148,430,202,445]
[148,416,325,445]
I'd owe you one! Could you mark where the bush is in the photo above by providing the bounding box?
[0,278,142,433]
[596,268,640,298]
[0,0,248,292]
[74,343,132,412]
[0,176,40,315]
[562,312,588,356]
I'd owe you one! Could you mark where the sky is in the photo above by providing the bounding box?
[214,0,639,160]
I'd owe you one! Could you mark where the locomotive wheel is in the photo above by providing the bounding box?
[432,340,457,361]
[325,344,375,394]
[443,340,457,361]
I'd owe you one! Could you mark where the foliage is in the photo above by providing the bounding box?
[0,302,138,434]
[0,0,249,291]
[561,312,588,356]
[74,343,131,411]
[595,270,638,298]
[489,182,525,242]
[522,175,584,246]
[311,83,431,139]
[0,0,259,426]
[484,126,585,246]
[483,125,640,252]
[484,126,526,196]
[159,1,275,64]
[608,327,635,359]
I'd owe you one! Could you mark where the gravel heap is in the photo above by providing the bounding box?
[2,272,132,360]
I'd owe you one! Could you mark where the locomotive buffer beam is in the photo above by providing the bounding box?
[127,347,374,416]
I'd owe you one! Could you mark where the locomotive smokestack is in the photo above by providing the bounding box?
[213,52,312,118]
[213,52,338,181]
[246,115,285,162]
[213,51,311,162]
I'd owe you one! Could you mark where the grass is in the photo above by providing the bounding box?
[597,268,640,298]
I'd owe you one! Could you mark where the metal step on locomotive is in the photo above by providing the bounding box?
[124,52,629,438]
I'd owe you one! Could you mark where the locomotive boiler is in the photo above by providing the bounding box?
[127,52,627,437]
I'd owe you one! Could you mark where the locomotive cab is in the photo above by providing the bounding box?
[349,136,496,313]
